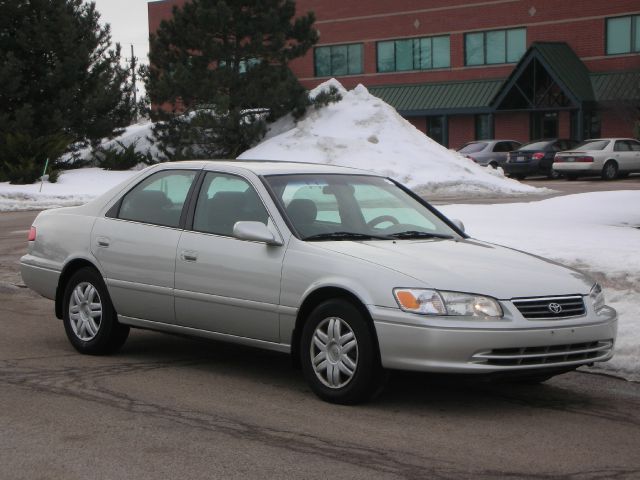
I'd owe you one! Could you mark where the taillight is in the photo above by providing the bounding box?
[532,152,545,160]
[576,156,594,163]
[554,155,564,162]
[28,226,36,241]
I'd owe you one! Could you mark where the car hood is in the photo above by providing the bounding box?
[314,238,593,299]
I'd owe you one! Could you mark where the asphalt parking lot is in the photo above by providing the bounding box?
[1,195,639,479]
[429,173,640,204]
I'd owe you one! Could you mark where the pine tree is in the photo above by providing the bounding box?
[0,0,136,182]
[146,0,318,159]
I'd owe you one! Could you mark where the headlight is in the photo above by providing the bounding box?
[393,288,503,319]
[590,283,605,312]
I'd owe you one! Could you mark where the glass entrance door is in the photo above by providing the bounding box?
[530,111,558,139]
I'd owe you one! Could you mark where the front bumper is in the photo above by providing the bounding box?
[371,305,617,373]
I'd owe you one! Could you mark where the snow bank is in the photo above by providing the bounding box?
[61,121,158,164]
[440,191,640,381]
[0,168,138,211]
[240,79,548,197]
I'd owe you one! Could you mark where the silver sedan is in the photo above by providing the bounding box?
[21,161,617,403]
[553,138,640,180]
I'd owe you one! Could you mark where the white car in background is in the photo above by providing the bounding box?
[553,138,640,180]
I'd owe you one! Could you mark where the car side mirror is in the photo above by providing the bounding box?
[451,219,465,233]
[233,221,283,246]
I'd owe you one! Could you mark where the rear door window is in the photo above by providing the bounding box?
[614,141,630,152]
[118,170,197,228]
[493,142,511,152]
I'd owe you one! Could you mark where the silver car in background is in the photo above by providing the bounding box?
[20,161,617,404]
[553,138,640,180]
[458,140,522,168]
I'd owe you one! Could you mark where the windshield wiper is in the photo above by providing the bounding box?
[303,231,392,241]
[388,231,454,240]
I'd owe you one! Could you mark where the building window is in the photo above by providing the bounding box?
[475,114,494,140]
[606,15,640,55]
[377,36,450,72]
[465,28,526,66]
[314,44,363,77]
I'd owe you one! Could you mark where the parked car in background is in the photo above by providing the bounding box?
[20,161,617,404]
[553,138,640,180]
[503,139,579,179]
[458,140,522,168]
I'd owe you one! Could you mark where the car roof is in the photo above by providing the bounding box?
[583,138,637,142]
[156,160,378,177]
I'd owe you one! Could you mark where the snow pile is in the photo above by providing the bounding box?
[440,191,640,381]
[61,121,158,164]
[0,168,138,211]
[240,79,547,197]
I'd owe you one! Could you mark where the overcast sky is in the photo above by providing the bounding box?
[93,0,151,65]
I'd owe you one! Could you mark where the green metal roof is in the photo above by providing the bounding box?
[369,79,503,115]
[368,43,637,115]
[591,70,640,102]
[533,42,595,103]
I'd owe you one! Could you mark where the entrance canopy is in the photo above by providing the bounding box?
[491,42,595,111]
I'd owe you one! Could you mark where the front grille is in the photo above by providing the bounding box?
[472,340,613,367]
[512,295,586,319]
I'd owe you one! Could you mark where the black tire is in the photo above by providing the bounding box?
[565,174,578,181]
[547,169,561,179]
[488,162,498,169]
[514,174,526,180]
[300,299,383,404]
[601,161,618,181]
[62,267,129,355]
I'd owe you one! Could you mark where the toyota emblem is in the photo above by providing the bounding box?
[548,302,563,314]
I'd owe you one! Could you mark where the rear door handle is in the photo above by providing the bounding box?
[180,250,198,262]
[97,237,110,247]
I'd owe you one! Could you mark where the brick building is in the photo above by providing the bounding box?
[148,0,640,147]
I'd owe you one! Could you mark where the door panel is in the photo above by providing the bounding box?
[174,233,285,341]
[92,169,198,323]
[92,218,181,322]
[173,171,285,342]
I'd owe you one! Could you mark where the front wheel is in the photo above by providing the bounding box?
[300,299,383,404]
[63,267,129,355]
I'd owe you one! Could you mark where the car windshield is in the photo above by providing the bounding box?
[518,141,552,151]
[575,140,610,151]
[264,174,459,241]
[458,142,488,153]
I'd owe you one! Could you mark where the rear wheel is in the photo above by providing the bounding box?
[63,267,129,355]
[602,161,618,180]
[300,299,383,404]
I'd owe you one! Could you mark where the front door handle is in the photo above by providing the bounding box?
[97,237,110,247]
[180,250,198,262]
